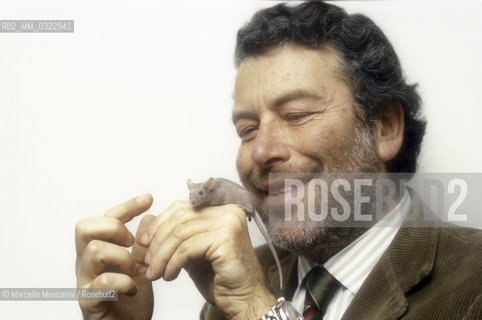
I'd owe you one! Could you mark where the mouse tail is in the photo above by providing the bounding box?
[252,214,283,292]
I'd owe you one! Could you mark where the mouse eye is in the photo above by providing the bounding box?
[198,191,203,196]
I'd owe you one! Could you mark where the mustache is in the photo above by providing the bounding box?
[242,162,324,192]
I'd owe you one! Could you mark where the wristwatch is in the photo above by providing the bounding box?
[259,297,303,320]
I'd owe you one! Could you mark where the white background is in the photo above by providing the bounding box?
[1,1,481,319]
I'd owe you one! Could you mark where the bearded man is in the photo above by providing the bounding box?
[75,1,482,319]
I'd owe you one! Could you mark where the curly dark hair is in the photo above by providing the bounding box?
[234,0,426,173]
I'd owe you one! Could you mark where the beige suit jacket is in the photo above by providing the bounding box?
[200,191,482,319]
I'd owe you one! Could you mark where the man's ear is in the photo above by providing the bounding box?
[375,102,404,162]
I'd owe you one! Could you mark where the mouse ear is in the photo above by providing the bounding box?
[186,178,192,188]
[204,177,215,190]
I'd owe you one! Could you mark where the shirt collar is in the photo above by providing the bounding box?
[297,190,411,295]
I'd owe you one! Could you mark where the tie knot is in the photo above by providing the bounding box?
[304,267,337,292]
[302,267,339,318]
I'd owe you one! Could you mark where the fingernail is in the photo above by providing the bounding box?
[145,251,151,264]
[141,233,149,245]
[126,232,135,245]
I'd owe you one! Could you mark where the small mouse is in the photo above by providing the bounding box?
[187,177,284,291]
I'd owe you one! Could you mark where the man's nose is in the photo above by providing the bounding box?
[250,126,290,168]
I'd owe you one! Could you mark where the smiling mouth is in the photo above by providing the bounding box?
[268,184,298,196]
[259,174,313,208]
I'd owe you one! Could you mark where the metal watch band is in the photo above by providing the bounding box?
[259,297,303,320]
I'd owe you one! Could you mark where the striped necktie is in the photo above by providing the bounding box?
[302,267,340,319]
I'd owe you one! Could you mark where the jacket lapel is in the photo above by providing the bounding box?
[341,189,440,320]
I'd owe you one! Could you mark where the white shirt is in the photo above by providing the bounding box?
[291,190,411,320]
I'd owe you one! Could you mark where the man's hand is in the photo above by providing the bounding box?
[75,194,155,320]
[140,201,277,320]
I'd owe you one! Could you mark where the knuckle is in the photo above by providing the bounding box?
[224,210,242,224]
[85,240,104,256]
[108,218,124,235]
[172,225,186,240]
[98,274,112,287]
[178,241,188,255]
[173,208,188,221]
[75,219,89,236]
[224,213,244,233]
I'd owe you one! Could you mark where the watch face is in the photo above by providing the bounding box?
[280,301,303,319]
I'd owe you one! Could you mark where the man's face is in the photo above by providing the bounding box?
[233,44,384,260]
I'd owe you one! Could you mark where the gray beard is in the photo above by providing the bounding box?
[271,225,369,264]
[243,118,385,264]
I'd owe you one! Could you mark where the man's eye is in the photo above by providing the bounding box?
[286,113,312,122]
[239,127,257,139]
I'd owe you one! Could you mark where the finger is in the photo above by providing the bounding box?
[138,200,192,246]
[144,206,199,265]
[144,203,243,255]
[78,240,137,282]
[162,231,220,281]
[144,204,242,266]
[144,205,221,266]
[162,210,251,282]
[75,217,135,257]
[105,193,153,224]
[145,217,223,280]
[131,214,155,264]
[90,272,138,296]
[78,272,140,314]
